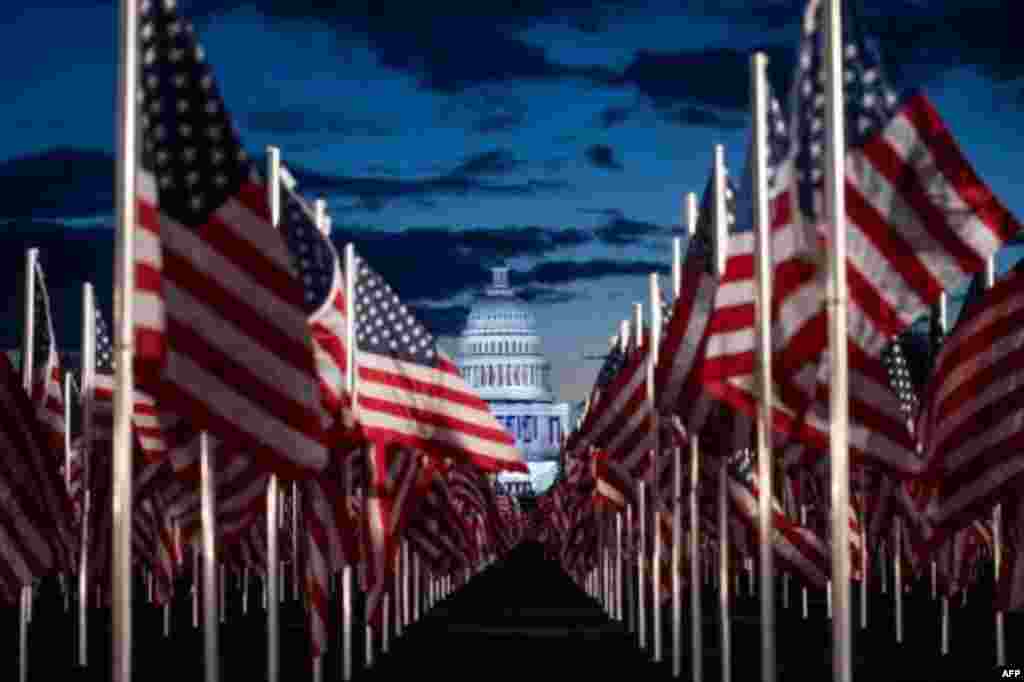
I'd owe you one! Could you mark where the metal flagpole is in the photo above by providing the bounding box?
[266,146,282,682]
[670,232,684,678]
[292,482,300,602]
[650,274,663,664]
[20,249,37,682]
[616,509,624,622]
[894,517,903,643]
[682,192,704,682]
[634,301,647,653]
[984,257,1005,667]
[340,232,356,679]
[64,372,74,619]
[935,293,949,655]
[718,457,731,682]
[751,51,777,682]
[200,432,220,682]
[621,319,634,636]
[823,1,852,679]
[712,143,731,682]
[112,0,139,678]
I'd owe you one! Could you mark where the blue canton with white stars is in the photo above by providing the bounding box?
[138,0,251,227]
[882,338,917,419]
[793,0,900,220]
[279,184,338,316]
[354,258,437,367]
[32,265,54,370]
[95,308,115,374]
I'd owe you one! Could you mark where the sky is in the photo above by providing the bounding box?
[1,0,1022,407]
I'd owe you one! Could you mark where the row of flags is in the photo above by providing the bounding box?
[2,1,531,679]
[530,0,1024,676]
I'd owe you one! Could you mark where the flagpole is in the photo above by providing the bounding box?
[649,275,663,663]
[622,319,634,637]
[681,192,703,682]
[64,370,74,620]
[200,432,220,682]
[935,293,950,656]
[823,1,852,679]
[20,248,38,682]
[751,51,776,682]
[266,146,282,682]
[984,257,1005,667]
[670,231,684,679]
[712,145,731,682]
[343,241,358,681]
[79,283,95,668]
[634,301,647,653]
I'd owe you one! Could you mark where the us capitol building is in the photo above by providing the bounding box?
[456,267,570,497]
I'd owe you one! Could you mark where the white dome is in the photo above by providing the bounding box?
[456,267,553,403]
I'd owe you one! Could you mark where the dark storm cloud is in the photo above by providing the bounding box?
[585,144,623,171]
[598,105,634,128]
[192,0,623,94]
[0,148,114,220]
[660,105,747,130]
[614,45,794,114]
[526,259,669,286]
[592,211,666,246]
[243,109,398,137]
[472,112,528,134]
[449,149,525,177]
[407,304,472,337]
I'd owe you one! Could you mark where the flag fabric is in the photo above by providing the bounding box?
[656,168,735,433]
[726,449,829,589]
[920,261,1024,536]
[279,183,355,435]
[351,255,525,474]
[29,261,66,456]
[776,0,1021,378]
[0,352,76,603]
[133,0,327,479]
[997,493,1024,612]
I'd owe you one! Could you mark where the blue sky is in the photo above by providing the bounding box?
[1,0,1021,406]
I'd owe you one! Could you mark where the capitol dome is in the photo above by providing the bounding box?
[456,266,553,403]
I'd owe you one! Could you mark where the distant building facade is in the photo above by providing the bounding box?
[455,267,569,497]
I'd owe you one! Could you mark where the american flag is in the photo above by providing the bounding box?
[726,449,829,589]
[776,0,1020,378]
[352,255,525,473]
[920,260,1024,537]
[997,493,1024,613]
[29,262,66,456]
[279,184,353,431]
[0,352,76,603]
[656,166,735,434]
[133,0,327,479]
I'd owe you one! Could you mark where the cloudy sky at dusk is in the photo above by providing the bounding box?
[1,0,1021,406]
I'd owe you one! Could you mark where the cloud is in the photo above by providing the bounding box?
[257,155,571,212]
[0,147,115,221]
[592,210,667,245]
[517,285,578,305]
[660,105,747,129]
[473,112,527,134]
[407,303,472,337]
[242,109,397,137]
[598,105,633,128]
[449,149,525,177]
[614,45,794,114]
[585,144,623,171]
[195,1,622,94]
[524,258,670,286]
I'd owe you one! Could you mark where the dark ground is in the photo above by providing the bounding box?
[2,542,1017,680]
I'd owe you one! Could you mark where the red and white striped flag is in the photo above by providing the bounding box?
[0,352,76,603]
[29,261,66,456]
[776,0,1021,379]
[920,262,1024,536]
[352,254,525,474]
[133,0,327,479]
